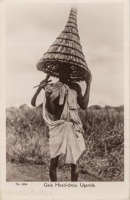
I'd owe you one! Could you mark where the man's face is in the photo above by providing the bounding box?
[59,65,70,81]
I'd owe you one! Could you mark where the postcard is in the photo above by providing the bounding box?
[0,0,129,199]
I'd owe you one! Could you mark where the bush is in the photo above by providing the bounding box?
[6,104,124,181]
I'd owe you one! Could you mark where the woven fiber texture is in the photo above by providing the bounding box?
[36,8,91,82]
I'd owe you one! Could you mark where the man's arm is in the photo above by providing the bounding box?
[31,87,42,107]
[77,75,92,110]
[31,77,51,107]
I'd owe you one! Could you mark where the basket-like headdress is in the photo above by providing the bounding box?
[36,8,91,82]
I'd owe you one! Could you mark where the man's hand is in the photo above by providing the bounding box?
[84,73,92,84]
[39,76,52,89]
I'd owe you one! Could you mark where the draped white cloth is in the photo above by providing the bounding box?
[43,81,86,164]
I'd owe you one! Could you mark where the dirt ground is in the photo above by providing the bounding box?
[6,162,103,182]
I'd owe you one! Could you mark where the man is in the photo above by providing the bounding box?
[31,65,92,182]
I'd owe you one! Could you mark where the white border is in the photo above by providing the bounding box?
[0,0,129,200]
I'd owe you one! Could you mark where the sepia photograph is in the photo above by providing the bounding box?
[5,2,125,182]
[0,0,129,199]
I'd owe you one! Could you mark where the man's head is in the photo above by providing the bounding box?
[58,64,71,83]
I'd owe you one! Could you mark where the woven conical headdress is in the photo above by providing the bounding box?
[36,8,91,82]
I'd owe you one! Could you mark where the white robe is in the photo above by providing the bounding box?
[43,81,86,164]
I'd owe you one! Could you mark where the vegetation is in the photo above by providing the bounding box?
[6,104,124,181]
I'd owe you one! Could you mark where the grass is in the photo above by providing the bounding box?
[6,104,124,181]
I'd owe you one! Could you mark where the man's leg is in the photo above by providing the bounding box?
[71,164,79,181]
[49,156,59,182]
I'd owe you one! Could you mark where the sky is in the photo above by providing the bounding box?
[6,2,124,107]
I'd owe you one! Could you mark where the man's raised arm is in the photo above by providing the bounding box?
[31,77,51,107]
[77,75,92,110]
